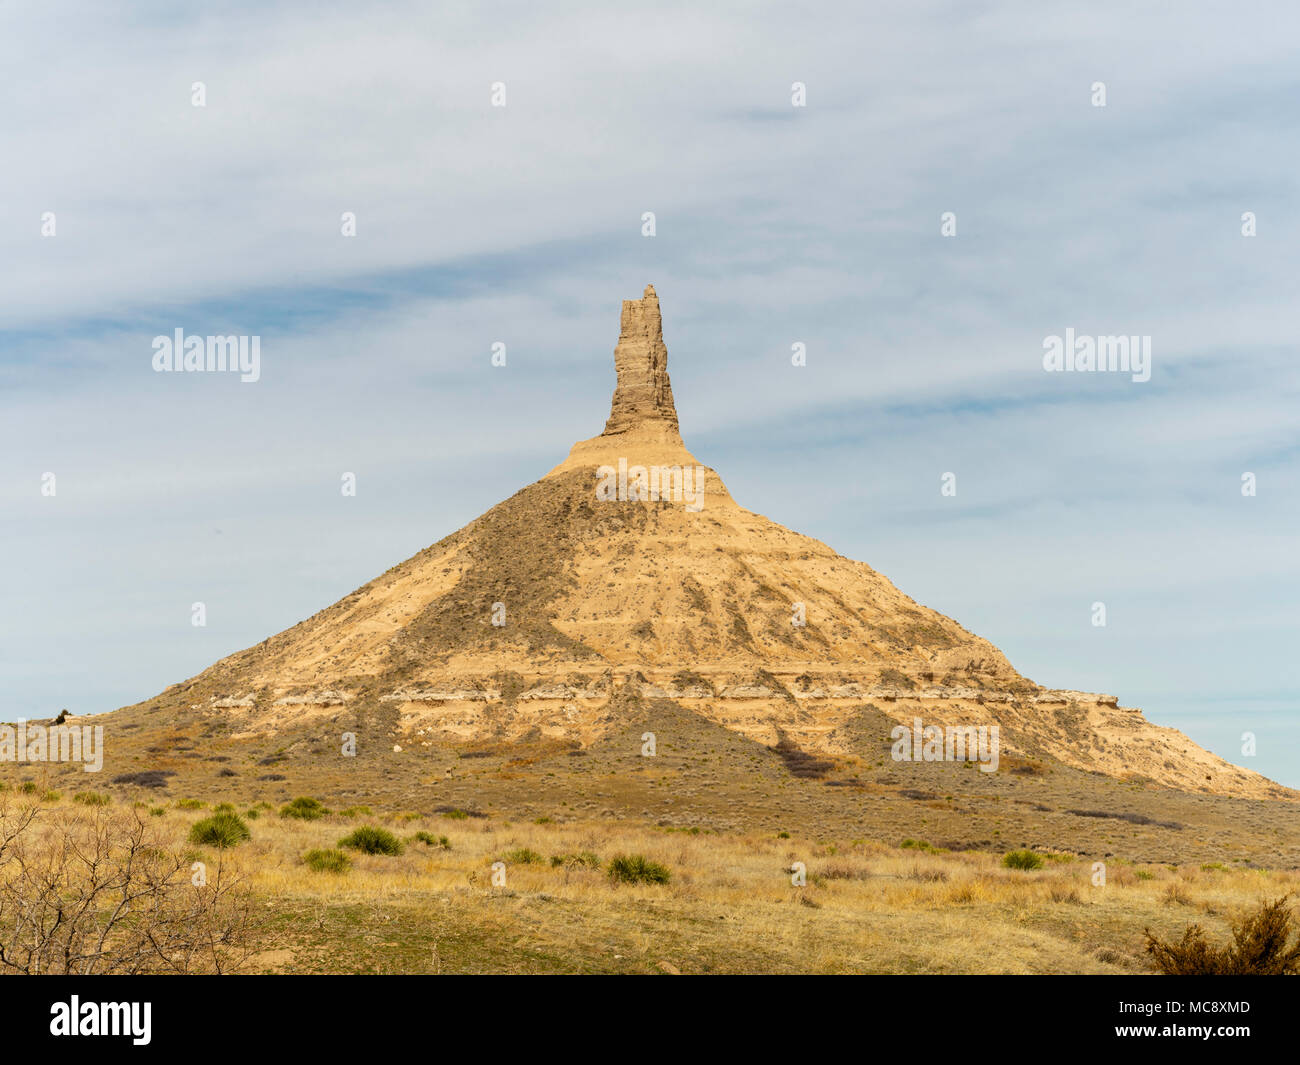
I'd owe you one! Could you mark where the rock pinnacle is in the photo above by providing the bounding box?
[602,284,680,438]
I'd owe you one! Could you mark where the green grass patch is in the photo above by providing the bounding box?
[607,853,671,885]
[303,848,352,874]
[188,811,251,849]
[280,796,330,820]
[498,847,543,865]
[338,826,404,856]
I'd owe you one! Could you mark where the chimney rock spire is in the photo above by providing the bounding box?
[602,284,680,438]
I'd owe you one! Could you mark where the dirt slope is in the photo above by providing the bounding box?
[112,285,1291,801]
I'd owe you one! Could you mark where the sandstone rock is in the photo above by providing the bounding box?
[272,690,348,707]
[114,284,1288,800]
[718,684,776,699]
[381,688,499,703]
[602,284,679,438]
[518,685,584,701]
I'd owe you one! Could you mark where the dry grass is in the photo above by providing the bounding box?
[10,790,1287,974]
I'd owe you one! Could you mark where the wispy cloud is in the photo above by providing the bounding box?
[2,1,1297,783]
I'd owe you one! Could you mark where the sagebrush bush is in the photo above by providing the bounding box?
[607,853,671,885]
[499,847,543,865]
[303,848,352,874]
[1145,896,1300,975]
[188,812,251,849]
[280,797,329,821]
[338,826,404,856]
[1002,849,1044,871]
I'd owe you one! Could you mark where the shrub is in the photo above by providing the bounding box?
[1067,808,1183,830]
[411,831,451,849]
[338,826,404,856]
[1145,896,1300,975]
[40,791,61,803]
[188,812,251,849]
[340,805,373,818]
[72,792,111,806]
[280,797,329,821]
[900,838,945,854]
[111,770,175,789]
[303,848,351,874]
[1002,849,1044,871]
[550,851,601,869]
[499,847,543,865]
[174,799,204,810]
[440,808,470,821]
[0,804,266,973]
[877,667,915,690]
[607,853,671,885]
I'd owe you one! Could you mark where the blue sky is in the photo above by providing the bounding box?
[2,1,1297,785]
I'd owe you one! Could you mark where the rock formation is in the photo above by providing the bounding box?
[602,284,679,438]
[114,285,1291,800]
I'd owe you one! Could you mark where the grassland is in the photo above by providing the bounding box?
[10,786,1294,975]
[9,695,1297,974]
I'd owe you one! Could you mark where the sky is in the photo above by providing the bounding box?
[2,1,1297,785]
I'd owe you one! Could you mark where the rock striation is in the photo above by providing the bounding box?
[112,284,1293,801]
[602,284,679,438]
